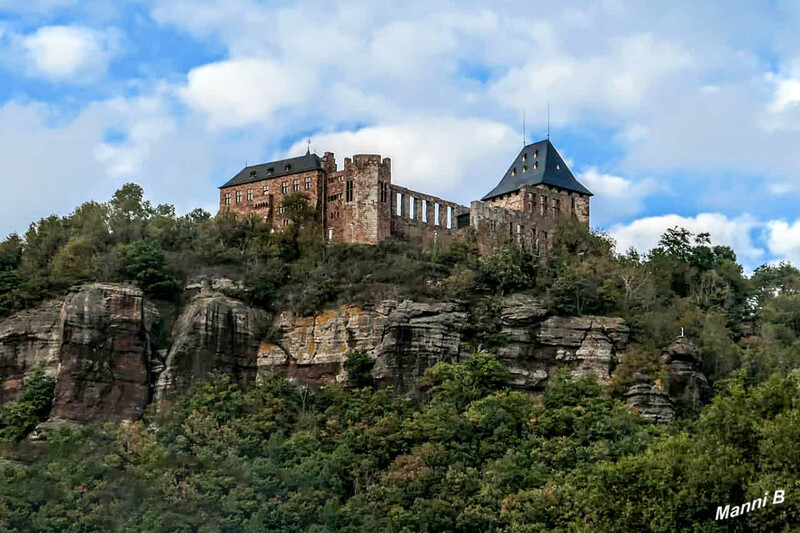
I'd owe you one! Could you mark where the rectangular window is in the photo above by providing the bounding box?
[421,200,428,223]
[293,179,300,192]
[263,185,269,196]
[346,180,354,202]
[304,177,312,190]
[247,189,253,201]
[446,206,452,229]
[541,195,547,216]
[235,190,242,203]
[434,203,440,226]
[571,197,576,214]
[379,182,388,203]
[396,192,403,216]
[554,198,560,217]
[224,193,231,205]
[281,181,288,194]
[409,197,415,220]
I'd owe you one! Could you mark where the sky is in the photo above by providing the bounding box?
[3,1,800,272]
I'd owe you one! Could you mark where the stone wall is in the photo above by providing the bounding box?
[389,185,470,245]
[325,155,392,244]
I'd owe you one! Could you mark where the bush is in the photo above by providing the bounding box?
[0,372,55,441]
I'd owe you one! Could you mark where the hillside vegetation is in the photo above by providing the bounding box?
[2,184,800,531]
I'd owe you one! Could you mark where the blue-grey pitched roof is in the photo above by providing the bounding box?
[220,152,322,189]
[481,139,592,200]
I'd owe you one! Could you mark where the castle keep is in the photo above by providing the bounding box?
[219,139,592,251]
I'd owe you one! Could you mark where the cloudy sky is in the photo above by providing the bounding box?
[2,1,800,271]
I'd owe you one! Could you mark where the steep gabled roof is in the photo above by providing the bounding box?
[220,152,322,189]
[481,139,592,200]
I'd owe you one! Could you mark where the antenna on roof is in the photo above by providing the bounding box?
[522,110,526,147]
[306,139,311,155]
[547,101,550,140]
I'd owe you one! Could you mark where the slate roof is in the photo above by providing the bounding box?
[481,139,592,200]
[220,152,322,189]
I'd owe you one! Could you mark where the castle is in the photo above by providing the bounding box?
[219,139,592,252]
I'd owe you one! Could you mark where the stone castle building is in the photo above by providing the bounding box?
[219,139,592,252]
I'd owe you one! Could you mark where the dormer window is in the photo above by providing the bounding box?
[511,168,517,176]
[522,166,528,172]
[556,164,561,170]
[533,161,538,170]
[522,154,527,162]
[285,164,291,172]
[534,150,538,158]
[267,167,274,175]
[249,170,256,178]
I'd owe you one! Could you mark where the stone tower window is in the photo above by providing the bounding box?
[379,181,388,203]
[247,189,253,201]
[281,181,288,194]
[346,180,354,202]
[224,192,231,205]
[235,190,242,203]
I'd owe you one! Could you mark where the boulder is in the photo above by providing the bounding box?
[660,337,711,406]
[624,372,675,423]
[155,291,267,404]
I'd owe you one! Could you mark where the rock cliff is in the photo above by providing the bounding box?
[0,283,709,426]
[0,284,157,423]
[154,288,267,404]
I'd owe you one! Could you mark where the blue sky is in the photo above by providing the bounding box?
[3,1,800,271]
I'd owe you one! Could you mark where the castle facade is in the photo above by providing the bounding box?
[219,139,592,252]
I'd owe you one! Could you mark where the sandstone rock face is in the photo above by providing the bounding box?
[0,284,158,423]
[660,337,711,406]
[155,290,267,403]
[52,284,158,423]
[0,300,63,402]
[258,300,467,392]
[624,373,675,423]
[496,295,629,390]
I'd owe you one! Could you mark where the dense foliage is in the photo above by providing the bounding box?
[3,184,800,531]
[1,361,799,531]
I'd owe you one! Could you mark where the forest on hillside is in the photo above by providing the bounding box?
[2,185,800,531]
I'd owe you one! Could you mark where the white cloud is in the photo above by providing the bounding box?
[179,58,317,128]
[609,213,764,262]
[577,167,659,223]
[18,25,116,81]
[491,32,694,121]
[286,118,516,198]
[765,219,800,265]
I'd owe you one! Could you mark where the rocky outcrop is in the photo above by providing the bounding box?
[0,300,63,402]
[0,284,158,423]
[624,372,675,423]
[258,300,467,392]
[53,284,158,423]
[496,295,629,390]
[155,290,267,403]
[660,337,711,406]
[259,295,629,393]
